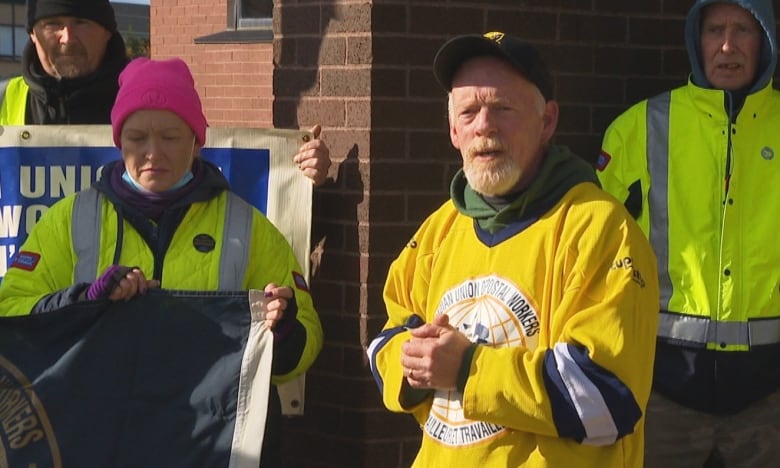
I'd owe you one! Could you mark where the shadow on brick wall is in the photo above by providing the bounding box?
[282,142,375,468]
[273,1,338,129]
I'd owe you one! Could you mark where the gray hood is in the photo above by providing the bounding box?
[685,0,777,93]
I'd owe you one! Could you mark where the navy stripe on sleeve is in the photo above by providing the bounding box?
[542,343,642,445]
[366,314,425,394]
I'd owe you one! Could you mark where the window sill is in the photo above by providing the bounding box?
[194,29,273,44]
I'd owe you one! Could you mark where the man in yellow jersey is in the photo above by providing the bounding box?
[598,1,780,466]
[368,31,659,467]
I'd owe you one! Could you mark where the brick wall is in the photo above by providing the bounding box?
[273,1,381,466]
[151,0,778,467]
[151,0,274,128]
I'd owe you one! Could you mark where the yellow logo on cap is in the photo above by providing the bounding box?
[483,31,505,43]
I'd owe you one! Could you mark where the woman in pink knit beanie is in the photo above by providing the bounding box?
[0,57,324,467]
[110,57,208,193]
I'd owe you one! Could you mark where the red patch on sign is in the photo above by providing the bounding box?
[292,271,309,292]
[595,150,612,171]
[10,251,41,271]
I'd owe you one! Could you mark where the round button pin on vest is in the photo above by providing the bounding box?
[193,234,216,253]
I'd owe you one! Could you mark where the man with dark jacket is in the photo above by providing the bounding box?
[0,0,128,125]
[0,0,332,184]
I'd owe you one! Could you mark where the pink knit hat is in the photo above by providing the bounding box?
[110,57,208,148]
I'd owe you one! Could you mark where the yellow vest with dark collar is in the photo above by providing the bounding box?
[0,76,29,125]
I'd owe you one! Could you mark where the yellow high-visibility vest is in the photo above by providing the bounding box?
[0,76,29,125]
[599,80,780,351]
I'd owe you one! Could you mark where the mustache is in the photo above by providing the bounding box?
[466,137,506,158]
[55,43,87,56]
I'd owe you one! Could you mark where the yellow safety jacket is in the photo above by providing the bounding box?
[0,76,28,125]
[0,165,323,385]
[599,79,780,413]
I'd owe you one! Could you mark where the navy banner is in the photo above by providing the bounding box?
[0,125,312,419]
[0,290,272,468]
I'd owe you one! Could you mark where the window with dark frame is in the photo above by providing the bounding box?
[231,0,272,30]
[0,24,26,59]
[0,0,26,60]
[241,0,273,22]
[196,0,273,44]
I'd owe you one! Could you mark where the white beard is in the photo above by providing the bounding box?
[462,137,521,196]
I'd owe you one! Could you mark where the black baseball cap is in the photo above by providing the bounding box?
[433,31,554,101]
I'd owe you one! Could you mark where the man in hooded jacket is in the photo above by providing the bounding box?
[598,1,780,466]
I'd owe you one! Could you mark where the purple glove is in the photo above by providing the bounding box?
[272,294,299,342]
[86,265,134,300]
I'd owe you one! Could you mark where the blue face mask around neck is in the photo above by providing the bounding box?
[122,169,194,193]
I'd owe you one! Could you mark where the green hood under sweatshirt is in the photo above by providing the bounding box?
[450,144,600,234]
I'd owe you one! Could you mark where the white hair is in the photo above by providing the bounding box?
[446,83,546,123]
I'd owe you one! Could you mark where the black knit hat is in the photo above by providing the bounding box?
[26,0,118,32]
[433,31,554,101]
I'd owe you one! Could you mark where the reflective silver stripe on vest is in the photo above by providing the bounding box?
[659,311,780,347]
[646,92,673,311]
[0,79,8,110]
[219,192,252,290]
[648,94,780,347]
[71,189,252,289]
[73,188,103,282]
